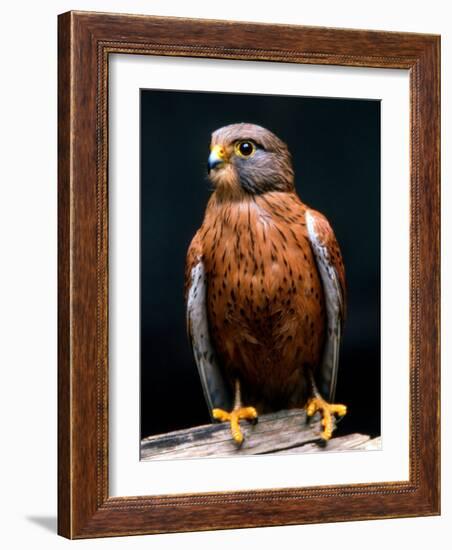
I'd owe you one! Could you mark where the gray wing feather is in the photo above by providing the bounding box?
[306,211,344,402]
[186,260,232,416]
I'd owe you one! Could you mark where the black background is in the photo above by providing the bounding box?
[140,89,381,441]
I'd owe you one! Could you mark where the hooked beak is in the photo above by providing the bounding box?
[207,145,226,173]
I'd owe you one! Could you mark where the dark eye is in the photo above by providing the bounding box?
[235,140,256,158]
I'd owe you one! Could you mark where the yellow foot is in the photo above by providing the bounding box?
[212,406,258,445]
[306,396,347,441]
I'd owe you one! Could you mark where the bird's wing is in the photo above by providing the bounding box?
[185,231,232,417]
[306,209,346,401]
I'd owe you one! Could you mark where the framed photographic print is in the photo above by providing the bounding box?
[58,11,440,538]
[137,89,382,462]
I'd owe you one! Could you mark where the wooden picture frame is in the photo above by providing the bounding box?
[58,10,440,539]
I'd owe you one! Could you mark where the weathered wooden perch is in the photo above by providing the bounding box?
[141,409,381,460]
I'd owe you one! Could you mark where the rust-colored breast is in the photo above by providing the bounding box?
[198,192,326,412]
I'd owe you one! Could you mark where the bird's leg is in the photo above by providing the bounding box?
[212,379,258,446]
[306,371,347,441]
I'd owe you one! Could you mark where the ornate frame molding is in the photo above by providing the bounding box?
[58,11,440,538]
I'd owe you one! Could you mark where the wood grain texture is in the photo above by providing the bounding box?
[57,10,440,539]
[140,409,380,460]
[57,11,71,538]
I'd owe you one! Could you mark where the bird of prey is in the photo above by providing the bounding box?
[185,123,346,445]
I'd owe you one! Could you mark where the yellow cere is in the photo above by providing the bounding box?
[210,144,225,158]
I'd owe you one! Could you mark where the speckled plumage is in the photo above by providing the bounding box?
[185,123,346,436]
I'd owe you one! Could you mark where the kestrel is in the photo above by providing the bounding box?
[185,123,346,445]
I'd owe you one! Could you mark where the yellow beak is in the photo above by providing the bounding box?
[208,145,226,172]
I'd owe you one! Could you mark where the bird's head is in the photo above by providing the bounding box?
[207,123,294,199]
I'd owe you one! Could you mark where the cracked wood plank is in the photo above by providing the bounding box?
[141,409,381,460]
